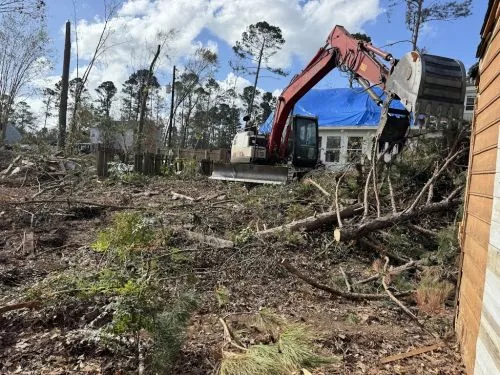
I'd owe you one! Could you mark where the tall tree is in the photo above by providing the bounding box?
[136,44,161,156]
[0,11,49,142]
[95,81,117,119]
[240,86,260,117]
[0,0,45,16]
[233,21,286,119]
[66,0,120,153]
[12,101,36,133]
[41,87,56,130]
[121,69,160,122]
[389,0,472,50]
[171,48,218,116]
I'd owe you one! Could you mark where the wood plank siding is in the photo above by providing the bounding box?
[456,1,500,373]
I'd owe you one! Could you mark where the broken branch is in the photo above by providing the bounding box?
[381,257,422,326]
[380,342,443,364]
[0,301,41,315]
[339,266,352,292]
[171,191,197,202]
[304,178,331,197]
[282,259,412,301]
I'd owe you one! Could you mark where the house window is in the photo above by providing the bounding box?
[347,136,363,162]
[465,96,475,111]
[318,136,322,149]
[325,136,341,162]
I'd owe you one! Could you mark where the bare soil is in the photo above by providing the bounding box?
[0,152,465,374]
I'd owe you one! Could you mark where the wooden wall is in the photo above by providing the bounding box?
[456,1,500,373]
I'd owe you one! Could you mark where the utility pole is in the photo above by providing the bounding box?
[58,21,71,150]
[166,65,176,149]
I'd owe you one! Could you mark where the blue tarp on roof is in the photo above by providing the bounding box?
[260,87,405,133]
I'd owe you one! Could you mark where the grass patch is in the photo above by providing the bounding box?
[415,267,454,315]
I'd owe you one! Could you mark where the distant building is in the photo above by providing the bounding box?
[4,123,21,144]
[463,78,478,122]
[261,86,474,169]
[90,120,161,154]
[261,88,403,168]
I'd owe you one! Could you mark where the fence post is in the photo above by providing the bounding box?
[134,153,143,173]
[154,153,162,175]
[96,144,107,179]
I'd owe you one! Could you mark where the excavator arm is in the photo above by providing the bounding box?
[267,25,466,160]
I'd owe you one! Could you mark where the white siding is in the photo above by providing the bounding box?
[318,127,376,168]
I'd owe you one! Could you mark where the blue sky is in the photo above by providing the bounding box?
[40,0,488,106]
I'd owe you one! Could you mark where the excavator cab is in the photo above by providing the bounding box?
[285,115,319,167]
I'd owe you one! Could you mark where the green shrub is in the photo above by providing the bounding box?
[92,212,156,261]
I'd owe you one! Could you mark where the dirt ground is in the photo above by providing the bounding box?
[0,151,465,374]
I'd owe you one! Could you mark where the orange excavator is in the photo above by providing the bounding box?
[210,25,466,184]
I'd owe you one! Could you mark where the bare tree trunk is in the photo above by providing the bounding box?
[136,45,161,155]
[412,0,423,51]
[58,21,71,150]
[248,39,265,119]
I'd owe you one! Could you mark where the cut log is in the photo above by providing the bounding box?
[175,228,234,248]
[171,191,197,201]
[1,155,21,176]
[334,198,458,243]
[256,204,362,237]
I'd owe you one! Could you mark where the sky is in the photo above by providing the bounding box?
[27,0,489,124]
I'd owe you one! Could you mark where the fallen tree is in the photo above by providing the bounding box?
[256,204,362,236]
[334,188,461,243]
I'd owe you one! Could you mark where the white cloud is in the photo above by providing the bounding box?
[29,0,381,122]
[72,0,381,88]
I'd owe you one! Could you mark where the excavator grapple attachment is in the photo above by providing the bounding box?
[210,163,289,185]
[386,52,466,121]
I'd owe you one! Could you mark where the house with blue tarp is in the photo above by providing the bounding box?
[260,87,406,166]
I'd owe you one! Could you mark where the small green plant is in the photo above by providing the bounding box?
[215,286,230,309]
[148,293,198,372]
[29,211,198,373]
[92,212,155,260]
[345,312,360,324]
[231,227,253,246]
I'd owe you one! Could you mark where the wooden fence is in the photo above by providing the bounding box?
[171,148,230,163]
[96,147,229,178]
